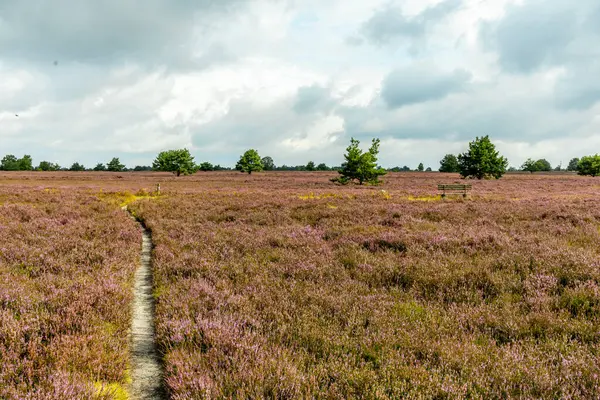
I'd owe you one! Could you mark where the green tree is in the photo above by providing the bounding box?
[458,135,508,179]
[534,159,552,172]
[69,162,85,171]
[37,161,60,171]
[439,154,460,172]
[18,155,33,171]
[417,163,424,172]
[133,165,152,172]
[93,163,107,171]
[153,148,197,176]
[577,155,600,177]
[521,158,538,173]
[236,149,263,174]
[107,157,125,172]
[335,138,387,185]
[261,156,275,171]
[567,158,580,172]
[0,155,19,171]
[316,163,329,171]
[425,167,432,172]
[198,162,214,171]
[306,161,316,171]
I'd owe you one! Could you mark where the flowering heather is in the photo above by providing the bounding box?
[127,172,600,399]
[0,185,139,399]
[1,171,600,399]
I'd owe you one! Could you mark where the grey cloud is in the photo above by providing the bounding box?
[340,76,588,145]
[361,0,462,45]
[381,66,471,109]
[554,62,600,110]
[0,0,244,67]
[479,0,600,74]
[293,85,334,114]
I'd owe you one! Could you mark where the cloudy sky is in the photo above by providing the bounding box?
[1,0,599,169]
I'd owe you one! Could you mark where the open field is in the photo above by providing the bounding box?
[1,171,600,399]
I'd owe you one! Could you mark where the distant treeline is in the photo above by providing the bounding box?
[0,153,594,176]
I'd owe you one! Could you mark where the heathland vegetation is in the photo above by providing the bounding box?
[1,171,600,398]
[1,131,600,399]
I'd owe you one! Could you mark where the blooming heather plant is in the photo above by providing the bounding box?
[128,173,600,399]
[2,171,600,399]
[0,186,139,399]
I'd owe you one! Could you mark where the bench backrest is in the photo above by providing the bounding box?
[438,184,472,190]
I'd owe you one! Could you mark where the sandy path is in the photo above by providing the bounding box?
[126,207,166,399]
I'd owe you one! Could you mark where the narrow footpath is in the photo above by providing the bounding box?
[125,206,166,399]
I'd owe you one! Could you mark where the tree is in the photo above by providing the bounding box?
[567,158,580,172]
[198,162,214,172]
[93,163,107,171]
[425,167,432,172]
[458,135,508,179]
[306,161,316,171]
[335,138,387,185]
[69,162,85,171]
[577,155,600,177]
[0,155,19,170]
[316,163,329,171]
[417,163,424,172]
[534,159,552,172]
[439,154,460,172]
[1,154,33,171]
[401,166,411,171]
[261,156,275,171]
[153,148,197,176]
[18,155,33,171]
[107,157,125,172]
[37,161,60,171]
[521,158,538,173]
[133,165,152,171]
[236,149,263,174]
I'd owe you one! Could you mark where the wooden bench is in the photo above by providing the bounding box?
[438,184,472,199]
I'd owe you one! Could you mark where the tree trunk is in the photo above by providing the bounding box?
[176,170,181,177]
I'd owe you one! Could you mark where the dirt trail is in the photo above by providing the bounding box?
[125,206,166,399]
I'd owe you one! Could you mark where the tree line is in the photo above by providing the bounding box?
[2,136,599,179]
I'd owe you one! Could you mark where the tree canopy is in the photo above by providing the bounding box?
[261,156,275,171]
[152,148,197,176]
[0,154,33,171]
[458,135,508,179]
[577,155,600,177]
[567,158,580,172]
[198,162,214,172]
[521,158,552,173]
[37,161,60,171]
[439,154,460,173]
[334,138,387,185]
[236,149,263,174]
[107,157,125,172]
[69,162,86,171]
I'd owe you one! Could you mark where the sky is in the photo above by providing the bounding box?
[1,0,599,169]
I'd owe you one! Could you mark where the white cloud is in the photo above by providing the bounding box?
[0,0,599,169]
